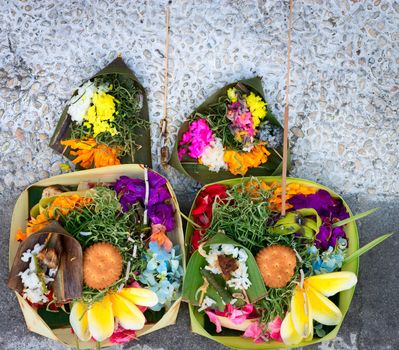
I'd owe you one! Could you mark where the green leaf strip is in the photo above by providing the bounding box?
[343,232,394,265]
[332,207,379,228]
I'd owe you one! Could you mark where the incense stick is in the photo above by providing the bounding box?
[160,6,170,167]
[281,0,293,216]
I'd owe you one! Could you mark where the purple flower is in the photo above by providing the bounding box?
[115,172,171,212]
[148,203,175,232]
[289,189,350,251]
[315,225,347,250]
[148,171,167,188]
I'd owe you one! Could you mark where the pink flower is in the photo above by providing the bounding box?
[110,325,137,344]
[234,112,255,136]
[243,322,266,343]
[267,316,283,342]
[205,310,222,333]
[178,147,186,160]
[242,316,283,344]
[179,119,214,159]
[226,303,254,325]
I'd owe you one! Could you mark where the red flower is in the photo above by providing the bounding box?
[109,325,137,344]
[191,184,228,250]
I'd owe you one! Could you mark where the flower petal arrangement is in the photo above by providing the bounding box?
[170,78,289,184]
[7,165,184,349]
[50,57,152,169]
[183,177,391,349]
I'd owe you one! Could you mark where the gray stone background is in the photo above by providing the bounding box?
[0,0,398,349]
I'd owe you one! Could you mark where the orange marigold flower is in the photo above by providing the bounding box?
[16,228,27,241]
[244,179,317,212]
[19,194,93,239]
[224,144,270,176]
[61,138,121,169]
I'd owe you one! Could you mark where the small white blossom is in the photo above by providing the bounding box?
[68,81,97,124]
[198,296,216,312]
[200,137,227,172]
[18,244,55,304]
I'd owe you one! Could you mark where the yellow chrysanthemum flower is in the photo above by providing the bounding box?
[280,271,357,345]
[83,92,118,137]
[70,287,158,342]
[245,92,267,127]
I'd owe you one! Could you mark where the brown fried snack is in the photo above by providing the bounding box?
[217,254,238,280]
[83,242,123,290]
[256,245,296,288]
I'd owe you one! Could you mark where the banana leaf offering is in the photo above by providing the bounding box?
[8,165,184,349]
[170,77,289,184]
[183,176,391,349]
[50,57,151,169]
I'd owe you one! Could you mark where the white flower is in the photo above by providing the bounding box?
[203,244,251,291]
[198,296,216,312]
[49,268,58,277]
[32,243,44,255]
[237,249,248,262]
[200,137,227,172]
[204,250,220,274]
[227,263,251,290]
[221,244,239,258]
[19,270,40,289]
[68,81,97,124]
[18,244,54,304]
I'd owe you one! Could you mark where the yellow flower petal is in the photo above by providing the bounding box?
[88,295,114,342]
[291,286,312,338]
[70,302,91,341]
[110,294,146,330]
[306,271,357,297]
[306,284,343,326]
[118,287,158,307]
[280,311,304,345]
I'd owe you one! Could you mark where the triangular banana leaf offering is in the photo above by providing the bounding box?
[170,77,290,184]
[50,57,152,169]
[8,221,83,302]
[8,165,185,349]
[183,177,392,349]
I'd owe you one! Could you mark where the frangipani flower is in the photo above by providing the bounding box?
[70,287,158,342]
[280,271,357,345]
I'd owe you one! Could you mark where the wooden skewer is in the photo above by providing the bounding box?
[160,6,170,167]
[281,0,293,216]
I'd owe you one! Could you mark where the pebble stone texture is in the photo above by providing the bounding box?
[0,0,398,350]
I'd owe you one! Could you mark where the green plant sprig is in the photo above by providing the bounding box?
[70,74,149,160]
[202,178,277,251]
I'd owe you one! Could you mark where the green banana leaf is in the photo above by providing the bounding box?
[49,56,152,168]
[184,176,359,349]
[183,233,267,307]
[169,77,290,184]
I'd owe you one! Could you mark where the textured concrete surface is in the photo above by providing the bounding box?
[0,0,398,349]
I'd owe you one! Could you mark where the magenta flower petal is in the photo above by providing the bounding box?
[205,310,222,333]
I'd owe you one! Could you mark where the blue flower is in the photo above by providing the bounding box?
[139,242,183,311]
[309,238,347,275]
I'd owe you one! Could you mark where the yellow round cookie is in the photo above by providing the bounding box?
[83,242,123,290]
[256,245,296,288]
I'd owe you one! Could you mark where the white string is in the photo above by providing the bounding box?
[143,167,149,225]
